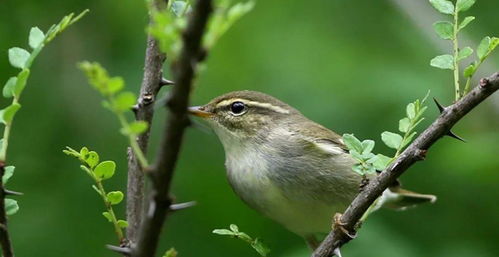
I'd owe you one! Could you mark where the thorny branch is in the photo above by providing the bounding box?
[126,0,168,244]
[132,0,213,256]
[312,72,499,257]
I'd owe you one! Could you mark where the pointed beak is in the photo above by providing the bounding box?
[188,106,214,118]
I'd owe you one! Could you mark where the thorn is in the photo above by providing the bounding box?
[479,78,489,88]
[106,245,131,256]
[446,130,466,142]
[333,247,343,257]
[4,189,23,196]
[433,98,446,113]
[159,77,175,86]
[170,201,197,211]
[415,149,427,160]
[131,104,139,115]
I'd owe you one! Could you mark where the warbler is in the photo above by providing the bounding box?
[189,90,435,248]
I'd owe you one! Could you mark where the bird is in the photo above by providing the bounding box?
[188,90,436,249]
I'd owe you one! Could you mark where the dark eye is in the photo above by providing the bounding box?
[230,101,246,115]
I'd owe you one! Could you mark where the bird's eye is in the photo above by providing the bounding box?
[230,101,246,115]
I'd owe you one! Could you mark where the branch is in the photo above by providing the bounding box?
[312,72,499,257]
[0,163,13,257]
[132,0,213,256]
[126,0,168,244]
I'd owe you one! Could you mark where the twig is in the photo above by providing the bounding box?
[312,72,499,257]
[126,0,167,244]
[0,162,13,257]
[132,0,213,257]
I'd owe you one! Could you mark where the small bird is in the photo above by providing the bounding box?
[189,90,436,248]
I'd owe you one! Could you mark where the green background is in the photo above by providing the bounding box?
[1,0,498,256]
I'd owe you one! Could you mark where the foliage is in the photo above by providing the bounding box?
[78,62,149,168]
[0,10,88,216]
[148,0,254,59]
[429,0,498,100]
[343,93,429,175]
[63,146,128,242]
[213,224,270,257]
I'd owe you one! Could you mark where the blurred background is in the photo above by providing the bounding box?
[1,0,498,256]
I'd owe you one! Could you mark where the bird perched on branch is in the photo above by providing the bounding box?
[189,90,436,249]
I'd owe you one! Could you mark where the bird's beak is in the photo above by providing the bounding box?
[188,106,214,118]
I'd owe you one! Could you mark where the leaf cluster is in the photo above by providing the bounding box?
[213,224,270,257]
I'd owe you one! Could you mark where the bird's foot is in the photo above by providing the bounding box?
[333,213,357,239]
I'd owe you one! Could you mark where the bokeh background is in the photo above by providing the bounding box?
[1,0,498,256]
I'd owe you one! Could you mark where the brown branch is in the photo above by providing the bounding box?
[312,72,499,257]
[132,0,213,256]
[126,0,168,244]
[0,162,14,257]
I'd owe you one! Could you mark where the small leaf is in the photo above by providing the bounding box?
[2,166,14,185]
[251,238,270,257]
[361,140,375,155]
[342,134,363,153]
[381,131,403,149]
[457,47,473,61]
[352,164,365,175]
[399,117,411,133]
[108,77,124,94]
[456,0,476,12]
[80,147,89,157]
[117,220,128,228]
[230,224,239,232]
[102,211,113,222]
[406,103,416,119]
[171,1,191,16]
[477,36,491,60]
[3,77,17,98]
[80,165,93,176]
[463,63,476,77]
[430,54,454,70]
[130,121,149,134]
[5,199,19,215]
[106,191,124,205]
[113,92,136,112]
[0,103,21,125]
[29,27,45,49]
[433,21,453,40]
[14,69,30,98]
[163,248,178,257]
[213,229,235,236]
[349,150,363,161]
[429,0,454,15]
[84,151,99,168]
[8,47,31,69]
[93,160,116,180]
[458,16,475,30]
[373,154,392,171]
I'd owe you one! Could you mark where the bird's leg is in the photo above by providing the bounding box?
[333,213,357,239]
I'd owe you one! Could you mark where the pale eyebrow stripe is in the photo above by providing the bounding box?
[216,98,290,114]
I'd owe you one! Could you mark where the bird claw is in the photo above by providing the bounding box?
[333,213,357,239]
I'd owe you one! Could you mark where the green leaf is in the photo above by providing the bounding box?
[342,134,363,153]
[381,131,403,149]
[0,103,21,125]
[108,77,124,94]
[93,160,116,180]
[117,220,128,228]
[213,229,235,236]
[406,103,416,119]
[251,238,270,257]
[230,224,239,232]
[171,1,191,17]
[463,63,476,77]
[84,151,99,168]
[102,211,113,222]
[106,191,124,205]
[114,92,136,112]
[80,147,89,157]
[433,21,453,40]
[3,77,17,98]
[429,0,454,14]
[399,117,411,133]
[430,54,454,70]
[457,47,473,61]
[29,27,45,49]
[8,47,31,69]
[5,199,19,215]
[14,69,30,98]
[2,166,14,185]
[477,36,491,60]
[456,0,475,12]
[352,164,365,175]
[458,16,475,30]
[125,121,149,135]
[163,248,178,257]
[373,154,392,171]
[361,140,375,155]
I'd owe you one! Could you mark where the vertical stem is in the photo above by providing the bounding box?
[453,9,460,101]
[0,163,14,257]
[95,181,125,243]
